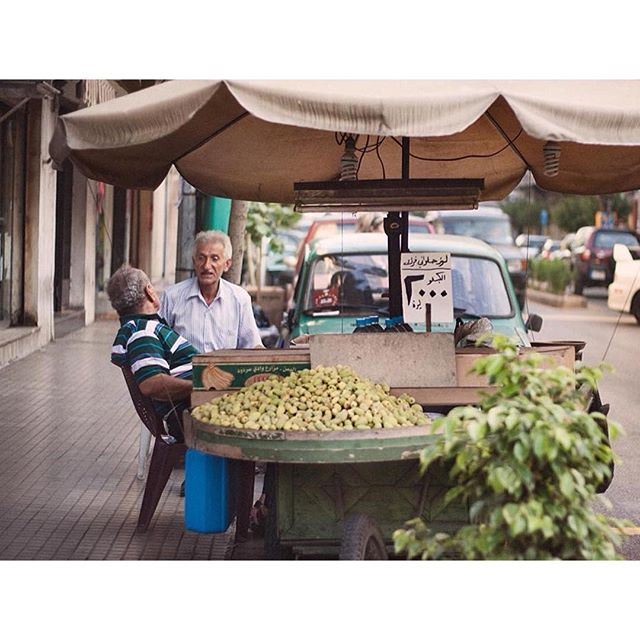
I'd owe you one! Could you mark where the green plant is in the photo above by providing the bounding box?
[550,195,599,232]
[546,259,572,294]
[246,202,301,254]
[393,335,626,560]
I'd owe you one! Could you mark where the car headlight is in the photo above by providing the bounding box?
[507,258,525,273]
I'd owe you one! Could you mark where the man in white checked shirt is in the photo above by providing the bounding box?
[160,230,263,353]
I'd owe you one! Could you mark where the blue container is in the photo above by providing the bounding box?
[184,449,235,533]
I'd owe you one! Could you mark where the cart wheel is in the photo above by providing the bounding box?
[339,513,388,560]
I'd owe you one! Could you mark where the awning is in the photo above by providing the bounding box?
[50,80,640,203]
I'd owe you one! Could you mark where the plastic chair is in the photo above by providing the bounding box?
[137,424,153,480]
[121,367,187,532]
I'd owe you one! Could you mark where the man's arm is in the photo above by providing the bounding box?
[139,373,192,401]
[237,293,265,349]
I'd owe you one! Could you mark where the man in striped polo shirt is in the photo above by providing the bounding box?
[107,265,198,441]
[160,230,263,353]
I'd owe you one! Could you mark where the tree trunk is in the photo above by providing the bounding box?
[224,200,249,285]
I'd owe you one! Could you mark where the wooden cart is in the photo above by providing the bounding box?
[184,414,470,559]
[186,337,586,559]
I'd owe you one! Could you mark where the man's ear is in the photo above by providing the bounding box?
[224,258,232,272]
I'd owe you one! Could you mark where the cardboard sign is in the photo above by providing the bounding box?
[401,252,453,324]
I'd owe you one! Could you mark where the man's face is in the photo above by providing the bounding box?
[193,241,232,288]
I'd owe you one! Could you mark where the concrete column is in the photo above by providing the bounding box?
[84,180,97,325]
[164,168,180,283]
[102,184,114,285]
[69,166,87,309]
[23,96,57,342]
[151,182,166,282]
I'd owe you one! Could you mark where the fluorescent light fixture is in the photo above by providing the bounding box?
[293,178,484,213]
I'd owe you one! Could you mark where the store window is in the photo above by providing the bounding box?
[0,103,26,328]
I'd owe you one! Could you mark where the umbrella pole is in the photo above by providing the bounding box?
[386,137,411,319]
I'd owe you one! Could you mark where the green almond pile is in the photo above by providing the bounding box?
[192,365,428,432]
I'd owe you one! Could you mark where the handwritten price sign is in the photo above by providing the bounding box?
[400,252,453,324]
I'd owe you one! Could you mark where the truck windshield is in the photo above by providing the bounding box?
[439,218,514,245]
[305,253,513,318]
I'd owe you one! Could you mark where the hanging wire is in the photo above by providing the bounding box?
[601,250,640,362]
[340,209,345,334]
[525,172,533,341]
[87,180,114,252]
[375,136,386,179]
[390,128,524,162]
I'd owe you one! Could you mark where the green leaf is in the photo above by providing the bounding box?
[559,472,575,498]
[514,441,527,463]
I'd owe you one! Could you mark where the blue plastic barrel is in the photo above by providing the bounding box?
[184,449,235,533]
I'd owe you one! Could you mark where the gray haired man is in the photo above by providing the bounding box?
[108,265,198,441]
[160,230,263,353]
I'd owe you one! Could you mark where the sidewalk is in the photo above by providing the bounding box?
[0,320,235,560]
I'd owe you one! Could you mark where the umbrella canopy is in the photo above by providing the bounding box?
[50,80,640,203]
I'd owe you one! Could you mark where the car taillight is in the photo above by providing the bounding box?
[580,250,591,261]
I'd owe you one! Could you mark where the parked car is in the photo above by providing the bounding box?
[570,226,640,294]
[515,233,548,260]
[607,243,640,323]
[425,207,527,308]
[539,238,561,260]
[283,232,541,346]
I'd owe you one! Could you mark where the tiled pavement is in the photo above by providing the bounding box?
[0,321,235,560]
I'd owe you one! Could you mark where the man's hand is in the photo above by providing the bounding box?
[139,373,192,401]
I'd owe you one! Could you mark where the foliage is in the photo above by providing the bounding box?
[393,334,626,560]
[500,197,545,235]
[530,258,572,294]
[245,202,301,254]
[550,196,599,232]
[501,192,632,234]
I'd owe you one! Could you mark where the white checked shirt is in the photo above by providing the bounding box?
[159,277,263,353]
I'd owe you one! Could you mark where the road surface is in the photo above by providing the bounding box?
[526,288,640,558]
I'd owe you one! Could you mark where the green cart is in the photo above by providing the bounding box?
[184,414,468,559]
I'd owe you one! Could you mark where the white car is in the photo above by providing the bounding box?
[607,243,640,323]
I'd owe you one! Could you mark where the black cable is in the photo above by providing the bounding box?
[356,135,370,178]
[524,172,533,341]
[375,136,386,179]
[390,128,524,162]
[601,254,640,362]
[87,180,114,252]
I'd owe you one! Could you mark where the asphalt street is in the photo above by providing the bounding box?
[526,288,640,559]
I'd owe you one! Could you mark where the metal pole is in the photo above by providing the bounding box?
[400,137,410,252]
[386,137,411,318]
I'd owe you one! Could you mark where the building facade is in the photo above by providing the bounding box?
[0,80,180,367]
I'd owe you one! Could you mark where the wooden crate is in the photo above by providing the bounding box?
[455,344,575,387]
[192,349,310,391]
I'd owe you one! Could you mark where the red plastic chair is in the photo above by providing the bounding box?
[121,367,186,532]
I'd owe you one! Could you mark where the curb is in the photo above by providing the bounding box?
[526,288,587,308]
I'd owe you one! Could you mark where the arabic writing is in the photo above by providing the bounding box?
[401,252,453,324]
[401,254,449,269]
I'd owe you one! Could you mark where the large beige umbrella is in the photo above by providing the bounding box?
[50,80,640,203]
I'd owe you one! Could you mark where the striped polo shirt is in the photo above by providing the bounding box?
[111,313,198,416]
[159,277,263,353]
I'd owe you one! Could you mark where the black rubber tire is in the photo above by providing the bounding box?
[631,294,640,325]
[339,513,389,560]
[589,388,615,494]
